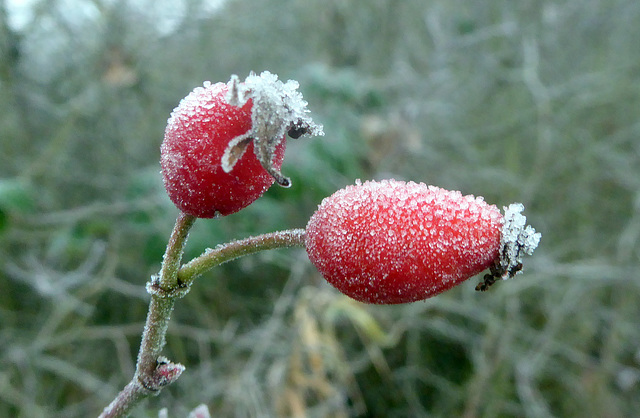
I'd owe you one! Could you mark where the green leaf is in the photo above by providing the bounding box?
[0,178,35,213]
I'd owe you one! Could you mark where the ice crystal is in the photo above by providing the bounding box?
[498,203,541,279]
[222,71,324,187]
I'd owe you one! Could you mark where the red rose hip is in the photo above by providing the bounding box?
[305,180,540,304]
[161,72,323,218]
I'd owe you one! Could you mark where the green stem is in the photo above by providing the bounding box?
[159,212,197,289]
[99,221,307,417]
[178,228,306,285]
[99,212,196,418]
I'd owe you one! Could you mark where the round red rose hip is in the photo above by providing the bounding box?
[161,81,285,218]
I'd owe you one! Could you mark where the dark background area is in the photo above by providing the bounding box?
[1,0,639,416]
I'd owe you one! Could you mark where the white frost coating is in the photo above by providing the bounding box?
[306,179,505,303]
[222,71,324,188]
[499,203,541,280]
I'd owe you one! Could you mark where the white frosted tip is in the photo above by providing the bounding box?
[499,203,541,279]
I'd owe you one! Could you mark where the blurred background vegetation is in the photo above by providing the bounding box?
[1,0,639,416]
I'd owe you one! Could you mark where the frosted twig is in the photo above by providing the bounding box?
[178,229,306,284]
[99,213,195,418]
[99,221,306,417]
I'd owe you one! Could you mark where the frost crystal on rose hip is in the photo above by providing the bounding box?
[160,72,323,218]
[305,180,541,304]
[223,71,324,188]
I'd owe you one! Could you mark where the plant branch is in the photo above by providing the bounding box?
[178,228,306,285]
[159,212,198,289]
[99,212,196,418]
[99,221,306,417]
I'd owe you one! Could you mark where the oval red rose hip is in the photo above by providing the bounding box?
[305,180,505,304]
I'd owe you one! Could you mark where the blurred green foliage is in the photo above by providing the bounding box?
[1,0,639,416]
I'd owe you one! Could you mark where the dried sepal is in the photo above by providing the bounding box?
[499,203,541,275]
[476,203,541,291]
[226,74,244,106]
[223,71,324,188]
[220,133,252,173]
